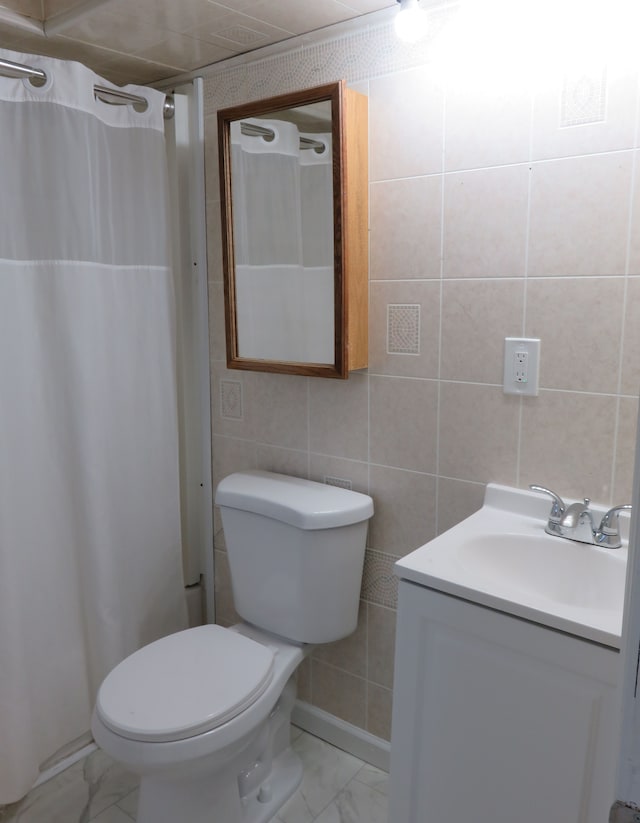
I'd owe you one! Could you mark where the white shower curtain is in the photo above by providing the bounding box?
[230,118,334,363]
[0,50,188,804]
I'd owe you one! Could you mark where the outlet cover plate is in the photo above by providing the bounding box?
[503,337,541,396]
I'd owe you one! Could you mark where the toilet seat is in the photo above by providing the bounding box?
[95,625,274,743]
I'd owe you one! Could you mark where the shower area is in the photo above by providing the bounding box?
[0,49,211,806]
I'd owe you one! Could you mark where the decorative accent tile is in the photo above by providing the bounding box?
[216,26,269,47]
[361,549,399,609]
[325,475,353,490]
[220,379,243,420]
[203,66,248,115]
[561,69,607,127]
[387,304,421,355]
[203,6,458,111]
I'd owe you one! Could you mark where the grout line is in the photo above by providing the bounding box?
[347,373,441,383]
[516,92,535,488]
[369,274,629,284]
[515,396,524,487]
[312,657,369,685]
[432,82,447,536]
[368,146,638,185]
[528,75,535,169]
[366,74,372,501]
[610,395,622,504]
[366,462,438,477]
[306,376,311,479]
[364,599,370,735]
[609,76,640,501]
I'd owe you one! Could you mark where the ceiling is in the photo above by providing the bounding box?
[0,0,397,85]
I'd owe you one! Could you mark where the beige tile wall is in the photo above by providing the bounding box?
[203,8,640,743]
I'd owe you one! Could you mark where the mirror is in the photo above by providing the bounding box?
[218,81,368,378]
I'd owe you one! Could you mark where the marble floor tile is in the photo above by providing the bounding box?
[2,730,388,823]
[290,724,304,743]
[83,750,139,820]
[276,732,365,822]
[352,763,389,797]
[114,789,138,819]
[314,777,389,823]
[0,749,138,823]
[0,760,89,823]
[276,788,316,823]
[89,806,135,823]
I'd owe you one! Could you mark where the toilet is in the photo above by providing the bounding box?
[91,470,374,823]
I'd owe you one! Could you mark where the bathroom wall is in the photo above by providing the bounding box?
[202,5,640,742]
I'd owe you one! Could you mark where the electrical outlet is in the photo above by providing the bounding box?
[503,338,540,396]
[514,350,528,383]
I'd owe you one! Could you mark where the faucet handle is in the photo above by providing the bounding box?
[529,485,566,521]
[596,504,632,549]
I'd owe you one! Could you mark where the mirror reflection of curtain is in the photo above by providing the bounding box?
[230,118,334,363]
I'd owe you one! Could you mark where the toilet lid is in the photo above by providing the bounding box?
[95,625,275,743]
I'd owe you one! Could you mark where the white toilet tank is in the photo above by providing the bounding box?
[215,471,374,644]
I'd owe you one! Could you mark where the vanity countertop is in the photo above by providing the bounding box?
[395,483,627,648]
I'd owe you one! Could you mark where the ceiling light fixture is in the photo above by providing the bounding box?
[394,0,428,43]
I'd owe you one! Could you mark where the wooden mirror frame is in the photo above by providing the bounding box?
[218,81,350,378]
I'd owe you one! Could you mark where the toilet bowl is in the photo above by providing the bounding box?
[91,471,373,823]
[93,623,305,823]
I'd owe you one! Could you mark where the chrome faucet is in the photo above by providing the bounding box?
[529,485,631,549]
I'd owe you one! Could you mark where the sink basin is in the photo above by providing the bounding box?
[455,533,625,613]
[395,484,628,648]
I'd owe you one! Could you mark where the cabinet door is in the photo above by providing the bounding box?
[389,581,620,823]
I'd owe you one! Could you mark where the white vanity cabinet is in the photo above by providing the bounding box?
[389,580,620,823]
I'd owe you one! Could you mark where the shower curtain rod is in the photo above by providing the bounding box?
[240,120,327,153]
[0,56,175,119]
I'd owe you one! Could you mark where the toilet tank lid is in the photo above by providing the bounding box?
[215,471,374,530]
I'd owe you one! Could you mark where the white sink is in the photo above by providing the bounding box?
[456,533,625,612]
[395,484,628,648]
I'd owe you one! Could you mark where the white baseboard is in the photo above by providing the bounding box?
[291,700,390,773]
[33,741,97,789]
[32,703,389,796]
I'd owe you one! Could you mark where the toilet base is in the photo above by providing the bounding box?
[132,677,302,823]
[92,627,309,823]
[136,744,303,823]
[240,746,303,823]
